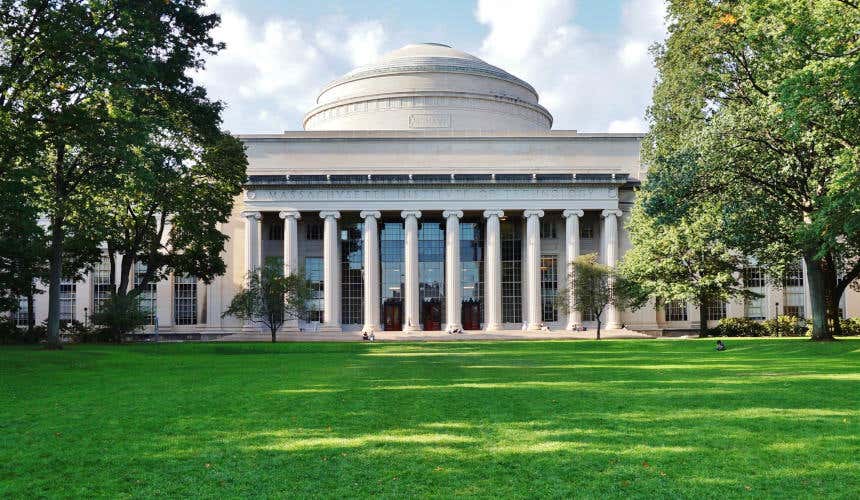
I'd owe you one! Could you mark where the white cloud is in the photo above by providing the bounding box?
[195,1,387,133]
[475,0,667,132]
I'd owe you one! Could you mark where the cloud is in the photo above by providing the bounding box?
[195,1,387,133]
[475,0,667,132]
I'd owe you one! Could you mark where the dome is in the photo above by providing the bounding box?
[303,43,553,131]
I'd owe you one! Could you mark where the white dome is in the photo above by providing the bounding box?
[303,43,553,131]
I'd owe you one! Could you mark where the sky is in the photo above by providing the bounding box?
[195,0,668,134]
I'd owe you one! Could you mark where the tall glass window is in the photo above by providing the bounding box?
[419,221,445,328]
[665,300,688,322]
[173,275,197,325]
[304,257,324,322]
[744,266,765,319]
[706,300,727,321]
[540,255,559,322]
[93,256,112,313]
[380,222,404,329]
[340,221,364,325]
[501,219,522,324]
[460,220,483,328]
[60,278,76,321]
[15,296,28,326]
[134,261,156,325]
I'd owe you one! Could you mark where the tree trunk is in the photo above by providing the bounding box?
[45,214,64,349]
[699,294,708,338]
[596,317,602,340]
[26,290,35,335]
[823,253,842,337]
[804,252,834,341]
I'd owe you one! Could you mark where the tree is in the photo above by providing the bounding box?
[645,0,860,341]
[223,264,314,343]
[620,201,751,337]
[89,293,147,343]
[0,1,224,348]
[559,253,643,340]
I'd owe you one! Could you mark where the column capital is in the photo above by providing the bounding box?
[601,209,622,218]
[443,210,464,219]
[360,210,381,220]
[278,210,301,220]
[319,210,341,219]
[483,210,504,219]
[563,209,585,218]
[400,210,422,219]
[242,211,262,220]
[523,209,545,218]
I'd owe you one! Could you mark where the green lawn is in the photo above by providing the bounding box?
[1,339,858,498]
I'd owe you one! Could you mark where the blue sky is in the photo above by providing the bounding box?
[197,0,667,133]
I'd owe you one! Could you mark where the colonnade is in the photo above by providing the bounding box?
[241,208,623,332]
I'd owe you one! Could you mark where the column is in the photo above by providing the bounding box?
[360,211,381,333]
[602,209,622,329]
[401,210,422,331]
[524,209,544,330]
[483,210,504,330]
[563,209,584,330]
[444,210,463,332]
[242,211,262,276]
[279,211,301,276]
[320,211,341,331]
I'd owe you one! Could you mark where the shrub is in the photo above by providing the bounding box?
[840,318,860,336]
[0,319,47,344]
[708,317,767,337]
[61,320,112,343]
[763,315,807,337]
[90,294,148,342]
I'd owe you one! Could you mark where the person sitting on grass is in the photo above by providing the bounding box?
[716,340,726,351]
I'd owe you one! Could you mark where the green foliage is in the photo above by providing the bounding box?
[223,263,314,342]
[839,318,860,337]
[89,294,148,342]
[560,253,644,339]
[60,319,111,344]
[644,0,860,341]
[0,319,45,344]
[708,317,768,337]
[763,315,807,337]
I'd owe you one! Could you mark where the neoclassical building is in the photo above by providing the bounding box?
[17,43,858,337]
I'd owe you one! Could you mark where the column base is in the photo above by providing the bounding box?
[402,324,422,332]
[445,323,464,333]
[361,323,382,333]
[484,323,503,332]
[318,323,342,333]
[526,322,543,331]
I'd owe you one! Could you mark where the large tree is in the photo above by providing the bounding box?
[620,199,750,338]
[644,0,860,340]
[0,1,224,348]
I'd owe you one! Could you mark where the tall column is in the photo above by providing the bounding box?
[602,209,622,329]
[444,210,464,332]
[524,209,544,330]
[360,211,381,333]
[483,210,504,330]
[320,211,341,331]
[563,209,584,330]
[242,211,262,276]
[279,211,301,276]
[401,210,422,331]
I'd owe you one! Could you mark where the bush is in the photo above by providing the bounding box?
[90,294,148,342]
[0,319,47,344]
[763,315,807,337]
[707,317,767,337]
[840,318,860,336]
[61,319,113,343]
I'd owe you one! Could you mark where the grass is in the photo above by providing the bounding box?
[1,338,858,498]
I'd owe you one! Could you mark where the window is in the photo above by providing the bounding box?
[501,220,522,323]
[268,222,284,241]
[784,306,805,319]
[418,221,445,327]
[580,223,594,239]
[664,300,688,322]
[14,296,28,326]
[582,309,596,322]
[305,257,324,322]
[306,223,323,241]
[93,256,112,313]
[783,264,803,287]
[340,222,363,325]
[540,255,558,322]
[706,300,726,321]
[60,278,76,321]
[744,267,765,288]
[173,275,197,325]
[745,297,764,320]
[784,289,805,319]
[381,222,404,303]
[134,261,156,325]
[540,220,557,239]
[460,221,484,326]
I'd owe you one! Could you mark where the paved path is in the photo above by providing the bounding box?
[217,328,657,342]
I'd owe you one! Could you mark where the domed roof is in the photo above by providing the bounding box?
[304,43,552,132]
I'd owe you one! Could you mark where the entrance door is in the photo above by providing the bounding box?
[462,299,481,330]
[383,299,402,331]
[423,298,442,330]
